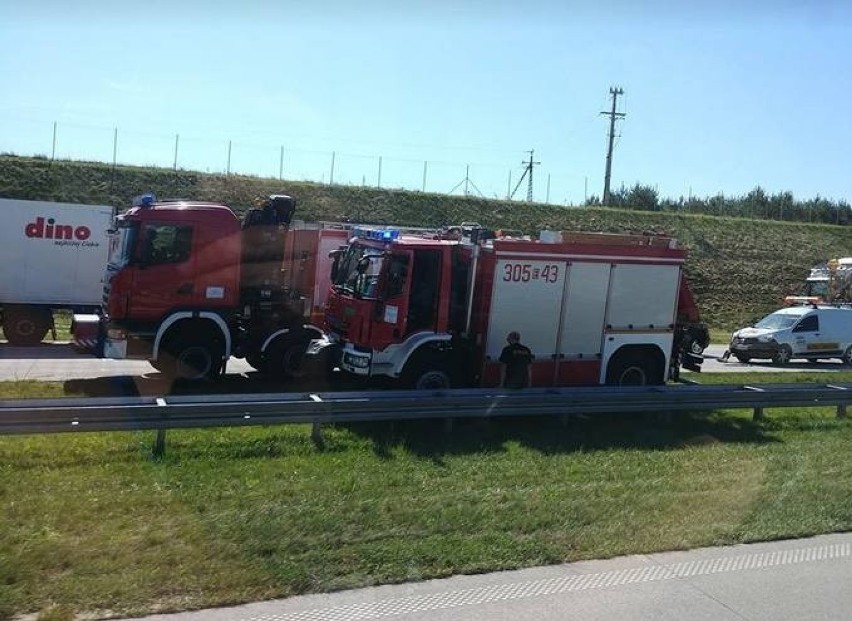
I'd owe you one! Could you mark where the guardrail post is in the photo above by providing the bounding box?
[153,398,168,458]
[753,407,765,422]
[443,418,454,434]
[838,405,848,419]
[153,429,167,458]
[311,421,325,449]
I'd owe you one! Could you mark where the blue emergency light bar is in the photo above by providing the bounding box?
[352,226,399,242]
[132,193,157,208]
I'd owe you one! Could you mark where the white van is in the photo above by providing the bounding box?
[729,306,852,365]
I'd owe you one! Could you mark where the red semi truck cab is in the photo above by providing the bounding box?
[76,194,349,380]
[317,226,703,388]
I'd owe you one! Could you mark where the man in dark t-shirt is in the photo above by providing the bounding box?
[499,331,534,388]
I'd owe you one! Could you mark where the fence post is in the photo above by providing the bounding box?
[753,407,764,422]
[173,134,179,171]
[838,404,847,419]
[377,156,382,188]
[51,121,57,163]
[111,127,118,188]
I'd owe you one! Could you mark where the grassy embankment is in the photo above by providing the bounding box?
[4,154,852,329]
[2,372,852,619]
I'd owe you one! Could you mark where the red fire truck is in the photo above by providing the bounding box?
[308,226,703,388]
[73,194,349,379]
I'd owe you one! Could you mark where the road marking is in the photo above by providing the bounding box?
[238,541,851,621]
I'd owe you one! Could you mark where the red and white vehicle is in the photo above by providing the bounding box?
[0,198,113,345]
[73,194,349,379]
[312,227,703,388]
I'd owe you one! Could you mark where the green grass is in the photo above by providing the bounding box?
[2,372,852,619]
[4,154,852,329]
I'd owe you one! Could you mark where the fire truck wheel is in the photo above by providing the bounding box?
[3,306,51,346]
[410,368,453,390]
[403,355,455,390]
[164,338,223,381]
[771,345,792,366]
[268,338,309,379]
[605,351,663,386]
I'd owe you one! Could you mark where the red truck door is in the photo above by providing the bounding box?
[129,222,197,320]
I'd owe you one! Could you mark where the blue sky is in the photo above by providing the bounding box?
[2,0,851,206]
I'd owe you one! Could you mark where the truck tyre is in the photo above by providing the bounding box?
[606,351,662,386]
[3,306,51,346]
[266,336,310,379]
[163,337,223,381]
[686,337,705,356]
[402,353,455,390]
[771,345,792,366]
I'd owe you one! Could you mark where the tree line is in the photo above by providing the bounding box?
[586,185,852,225]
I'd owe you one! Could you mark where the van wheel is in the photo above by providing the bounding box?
[3,306,51,346]
[771,345,792,366]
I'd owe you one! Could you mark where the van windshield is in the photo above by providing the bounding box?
[755,313,800,330]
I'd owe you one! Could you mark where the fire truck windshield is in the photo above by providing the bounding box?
[804,281,828,297]
[107,220,138,270]
[333,243,384,298]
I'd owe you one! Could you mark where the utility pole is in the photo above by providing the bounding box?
[525,150,539,202]
[600,87,626,205]
[509,150,540,202]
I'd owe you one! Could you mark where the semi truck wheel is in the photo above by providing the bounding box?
[3,306,51,346]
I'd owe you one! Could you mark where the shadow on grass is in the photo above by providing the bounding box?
[343,411,778,463]
[62,372,350,398]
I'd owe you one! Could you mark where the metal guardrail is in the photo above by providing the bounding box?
[1,383,850,444]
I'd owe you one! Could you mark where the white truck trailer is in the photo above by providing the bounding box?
[0,198,113,345]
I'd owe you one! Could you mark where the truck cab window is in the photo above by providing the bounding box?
[140,224,193,266]
[386,254,409,298]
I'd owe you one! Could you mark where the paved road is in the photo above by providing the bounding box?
[120,532,852,621]
[0,343,844,383]
[0,343,253,382]
[694,345,842,374]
